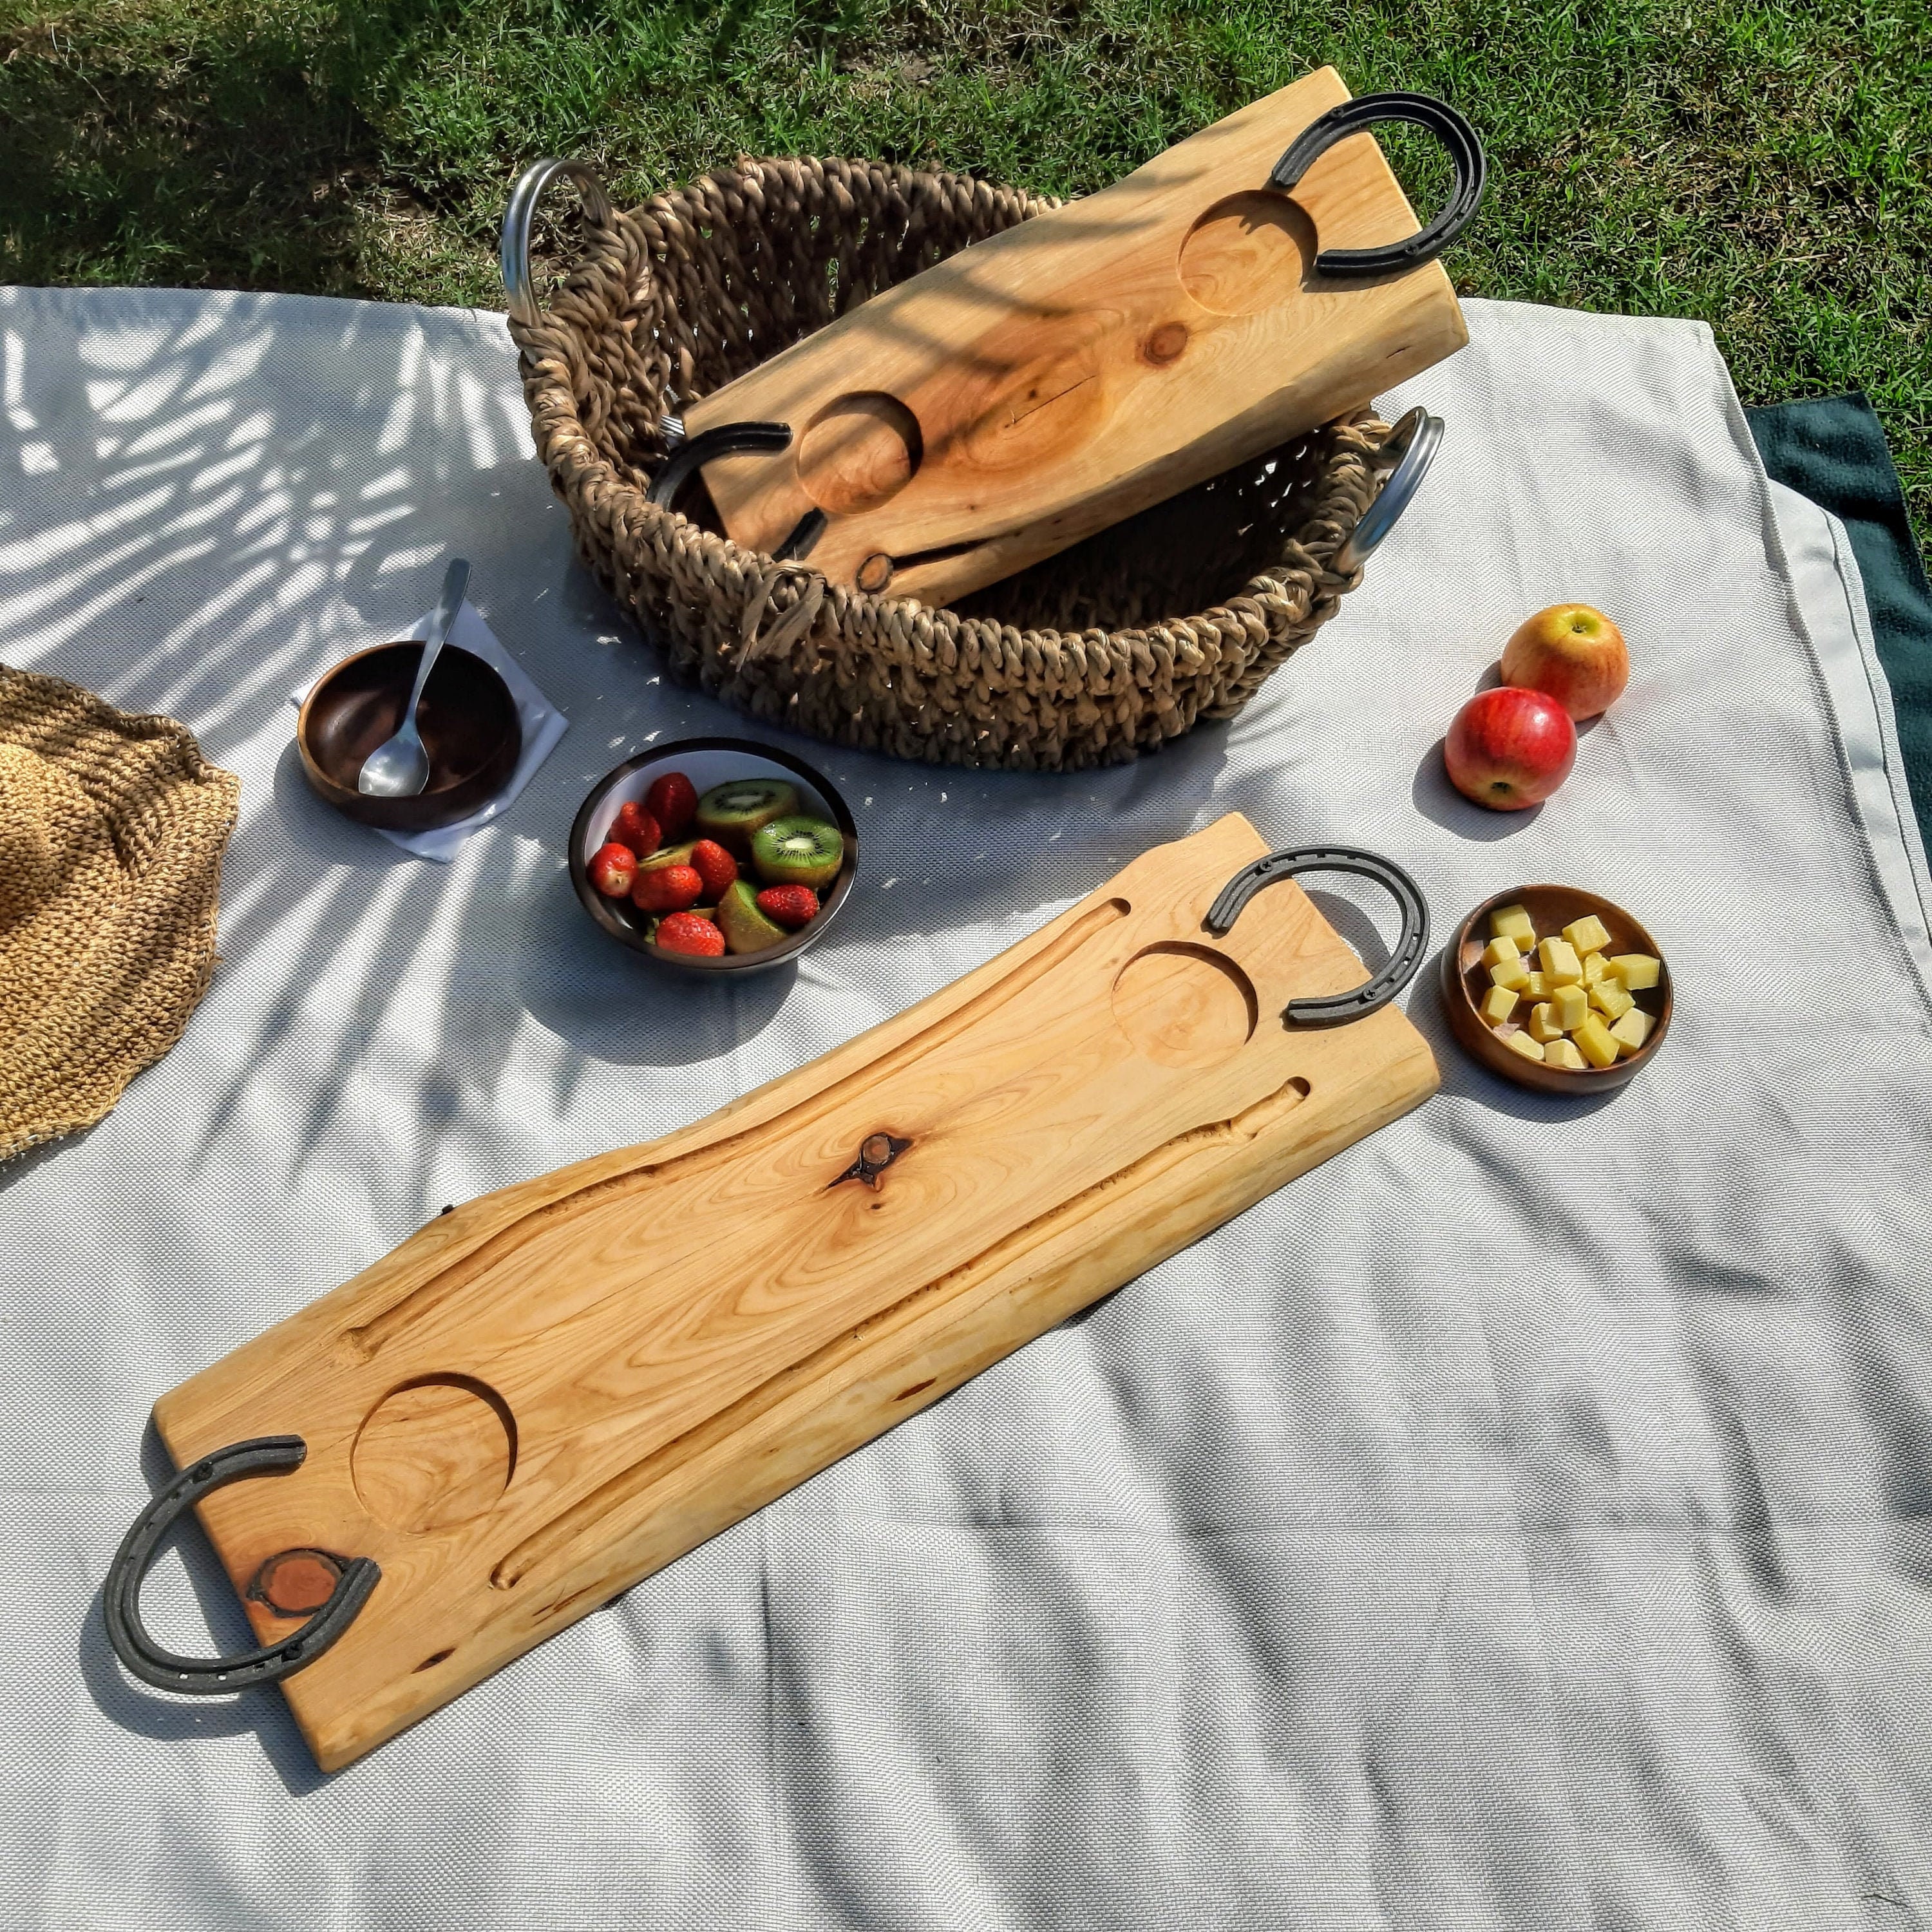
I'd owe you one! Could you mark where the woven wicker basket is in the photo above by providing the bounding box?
[504,156,1425,772]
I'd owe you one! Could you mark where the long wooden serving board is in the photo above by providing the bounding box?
[149,815,1437,1770]
[685,68,1468,605]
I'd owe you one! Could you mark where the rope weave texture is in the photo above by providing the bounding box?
[510,156,1399,771]
[0,663,239,1162]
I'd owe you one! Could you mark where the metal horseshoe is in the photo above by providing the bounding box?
[1206,846,1430,1027]
[104,1436,379,1694]
[1269,93,1487,278]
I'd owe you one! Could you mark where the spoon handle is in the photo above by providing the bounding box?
[403,556,471,724]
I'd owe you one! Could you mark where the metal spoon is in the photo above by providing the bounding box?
[357,557,471,797]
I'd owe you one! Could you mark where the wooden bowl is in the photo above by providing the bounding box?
[569,738,859,976]
[1441,883,1672,1094]
[298,643,522,832]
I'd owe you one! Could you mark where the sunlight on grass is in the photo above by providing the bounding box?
[1,0,1926,526]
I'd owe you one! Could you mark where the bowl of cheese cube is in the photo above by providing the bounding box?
[1442,885,1671,1092]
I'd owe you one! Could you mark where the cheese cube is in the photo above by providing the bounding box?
[1611,953,1661,991]
[1490,954,1531,993]
[1520,971,1549,999]
[1482,935,1521,969]
[1490,904,1536,949]
[1528,1001,1565,1043]
[1573,1013,1619,1068]
[1589,978,1634,1021]
[1502,1030,1546,1063]
[1563,913,1611,956]
[1544,1038,1587,1070]
[1539,936,1583,985]
[1609,1007,1656,1057]
[1581,952,1609,985]
[1551,982,1589,1031]
[1481,984,1519,1026]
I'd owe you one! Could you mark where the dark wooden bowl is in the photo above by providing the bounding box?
[1441,883,1672,1095]
[298,643,522,832]
[569,737,859,977]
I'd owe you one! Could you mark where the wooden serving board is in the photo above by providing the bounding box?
[153,814,1437,1770]
[685,68,1467,605]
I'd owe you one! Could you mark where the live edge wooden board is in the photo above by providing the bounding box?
[686,68,1467,605]
[153,815,1437,1770]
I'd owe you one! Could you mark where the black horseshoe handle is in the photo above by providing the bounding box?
[105,1436,379,1695]
[1206,846,1429,1027]
[647,421,825,563]
[1269,93,1486,278]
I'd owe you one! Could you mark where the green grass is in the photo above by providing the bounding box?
[1,0,1927,533]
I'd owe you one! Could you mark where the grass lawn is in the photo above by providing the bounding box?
[1,0,1926,533]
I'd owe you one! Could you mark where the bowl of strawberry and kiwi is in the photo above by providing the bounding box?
[569,738,858,972]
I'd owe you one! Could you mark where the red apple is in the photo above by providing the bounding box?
[1500,603,1628,720]
[1444,687,1577,810]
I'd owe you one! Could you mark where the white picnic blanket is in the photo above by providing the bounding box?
[2,284,1929,1932]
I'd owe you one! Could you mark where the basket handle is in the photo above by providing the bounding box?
[1333,408,1441,575]
[501,159,616,327]
[1269,93,1486,278]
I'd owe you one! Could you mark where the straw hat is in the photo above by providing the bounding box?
[1,663,239,1162]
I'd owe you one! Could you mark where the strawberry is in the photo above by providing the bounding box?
[611,800,661,858]
[688,838,738,900]
[755,884,819,929]
[654,911,724,957]
[587,842,638,898]
[631,862,703,913]
[644,770,698,840]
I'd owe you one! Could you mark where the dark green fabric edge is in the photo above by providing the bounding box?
[1745,392,1932,855]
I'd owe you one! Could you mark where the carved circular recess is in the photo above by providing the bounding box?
[1177,191,1316,317]
[351,1374,516,1533]
[1111,943,1258,1068]
[797,392,923,516]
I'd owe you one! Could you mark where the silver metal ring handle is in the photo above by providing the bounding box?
[501,159,616,328]
[1334,408,1442,575]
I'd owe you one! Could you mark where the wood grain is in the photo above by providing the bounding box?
[152,814,1438,1770]
[683,68,1468,605]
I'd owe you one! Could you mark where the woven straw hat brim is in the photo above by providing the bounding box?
[0,663,239,1163]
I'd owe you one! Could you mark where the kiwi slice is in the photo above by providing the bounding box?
[694,778,798,855]
[715,878,790,954]
[750,814,843,890]
[635,840,695,872]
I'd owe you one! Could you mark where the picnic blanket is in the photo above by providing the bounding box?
[2,284,1929,1932]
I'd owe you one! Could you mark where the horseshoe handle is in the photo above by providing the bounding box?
[1206,846,1430,1027]
[1269,93,1486,278]
[645,422,825,562]
[104,1435,379,1695]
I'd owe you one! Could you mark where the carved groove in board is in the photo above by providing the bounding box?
[343,895,1133,1359]
[493,1070,1311,1596]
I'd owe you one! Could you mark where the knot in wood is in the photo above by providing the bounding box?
[833,1131,911,1190]
[247,1548,346,1618]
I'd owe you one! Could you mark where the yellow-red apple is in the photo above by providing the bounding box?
[1444,687,1577,810]
[1500,604,1628,720]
